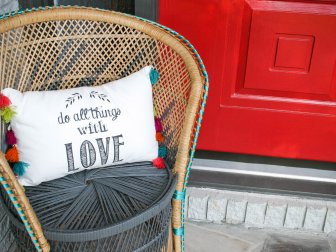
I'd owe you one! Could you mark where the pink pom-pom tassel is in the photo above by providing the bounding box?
[152,157,165,169]
[6,129,17,145]
[155,117,163,132]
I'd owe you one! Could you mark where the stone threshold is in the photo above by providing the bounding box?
[185,221,336,252]
[185,187,336,233]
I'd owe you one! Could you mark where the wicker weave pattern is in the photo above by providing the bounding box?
[0,7,208,252]
[0,19,190,163]
[10,206,171,252]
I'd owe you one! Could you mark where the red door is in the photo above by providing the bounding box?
[159,0,336,162]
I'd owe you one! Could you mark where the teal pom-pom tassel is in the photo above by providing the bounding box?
[13,161,29,176]
[158,145,167,158]
[150,69,160,85]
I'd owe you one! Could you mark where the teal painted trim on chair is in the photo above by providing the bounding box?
[173,189,186,200]
[0,175,42,251]
[173,227,184,236]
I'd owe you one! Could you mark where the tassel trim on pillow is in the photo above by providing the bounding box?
[0,93,11,108]
[1,93,29,177]
[154,117,163,132]
[13,161,29,177]
[5,145,19,163]
[158,145,167,158]
[152,113,168,169]
[0,106,16,123]
[155,132,165,144]
[6,129,17,145]
[152,157,165,169]
[150,70,168,169]
[150,69,160,85]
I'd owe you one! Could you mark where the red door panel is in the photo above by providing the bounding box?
[240,2,336,101]
[159,0,336,162]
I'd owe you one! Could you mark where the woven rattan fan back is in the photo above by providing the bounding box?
[0,7,207,252]
[0,16,191,167]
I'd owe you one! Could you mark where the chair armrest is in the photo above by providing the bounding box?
[0,152,50,252]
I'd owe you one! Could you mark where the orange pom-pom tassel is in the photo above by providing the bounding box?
[152,157,165,169]
[5,145,19,163]
[156,132,164,144]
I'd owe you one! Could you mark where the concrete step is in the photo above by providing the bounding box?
[186,187,336,233]
[185,221,335,252]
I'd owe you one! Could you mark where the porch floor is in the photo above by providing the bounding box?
[185,221,336,252]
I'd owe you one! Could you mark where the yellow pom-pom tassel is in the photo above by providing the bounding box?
[1,106,16,123]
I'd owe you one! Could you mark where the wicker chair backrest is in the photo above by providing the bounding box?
[0,7,207,252]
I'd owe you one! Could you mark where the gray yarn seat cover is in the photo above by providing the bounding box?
[4,161,173,241]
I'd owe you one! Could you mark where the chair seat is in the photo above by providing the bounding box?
[2,162,175,251]
[25,162,171,231]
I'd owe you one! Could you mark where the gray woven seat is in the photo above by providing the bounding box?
[1,162,176,251]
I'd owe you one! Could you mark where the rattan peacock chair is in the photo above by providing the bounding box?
[0,6,208,252]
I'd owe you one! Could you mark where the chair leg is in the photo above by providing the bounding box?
[161,221,174,252]
[173,235,181,252]
[167,222,173,252]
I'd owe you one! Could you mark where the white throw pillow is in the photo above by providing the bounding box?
[2,66,158,186]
